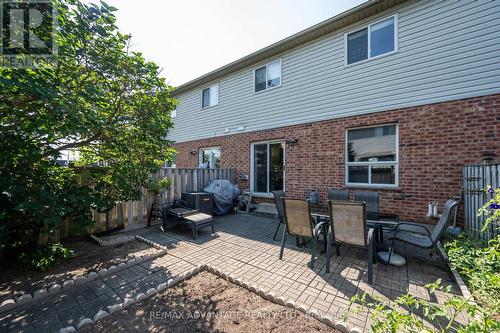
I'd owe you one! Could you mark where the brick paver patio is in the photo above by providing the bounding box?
[0,213,465,332]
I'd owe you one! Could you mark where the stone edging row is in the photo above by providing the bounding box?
[57,263,363,333]
[89,234,136,247]
[450,267,476,305]
[0,236,168,314]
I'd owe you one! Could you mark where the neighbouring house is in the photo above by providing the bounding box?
[168,0,500,223]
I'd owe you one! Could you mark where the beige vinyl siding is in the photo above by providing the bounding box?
[169,0,500,143]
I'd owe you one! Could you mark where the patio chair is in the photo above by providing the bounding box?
[271,190,285,240]
[388,199,458,266]
[279,199,329,269]
[326,201,375,284]
[327,188,349,201]
[354,191,399,242]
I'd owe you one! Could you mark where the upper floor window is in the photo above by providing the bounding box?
[254,59,281,93]
[171,108,177,118]
[201,83,219,108]
[346,16,396,65]
[345,124,398,187]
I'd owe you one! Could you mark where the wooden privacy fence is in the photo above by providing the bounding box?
[463,163,499,240]
[69,168,235,236]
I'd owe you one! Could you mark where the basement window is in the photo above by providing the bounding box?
[345,124,398,187]
[199,147,220,169]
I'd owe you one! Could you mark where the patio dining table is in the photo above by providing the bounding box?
[311,213,405,266]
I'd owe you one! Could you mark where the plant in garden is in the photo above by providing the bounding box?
[345,280,499,332]
[444,234,500,312]
[0,0,176,262]
[19,242,74,271]
[477,186,500,232]
[146,177,172,196]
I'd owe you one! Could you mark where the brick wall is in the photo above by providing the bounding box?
[171,94,500,224]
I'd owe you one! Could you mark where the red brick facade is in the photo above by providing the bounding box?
[172,94,500,224]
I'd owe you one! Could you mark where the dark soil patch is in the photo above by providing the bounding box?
[81,271,338,333]
[0,239,161,300]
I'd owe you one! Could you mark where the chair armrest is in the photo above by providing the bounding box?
[367,227,375,245]
[394,222,432,238]
[313,221,328,237]
[174,199,188,208]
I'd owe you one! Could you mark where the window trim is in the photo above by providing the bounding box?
[344,124,399,189]
[253,59,282,94]
[344,14,398,66]
[198,146,221,169]
[250,139,285,196]
[200,83,220,109]
[171,108,177,118]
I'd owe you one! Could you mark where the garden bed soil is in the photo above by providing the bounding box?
[0,239,161,300]
[81,271,338,333]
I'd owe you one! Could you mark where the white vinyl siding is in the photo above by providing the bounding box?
[169,0,500,143]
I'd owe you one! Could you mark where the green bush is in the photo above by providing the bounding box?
[345,280,499,333]
[444,234,500,311]
[145,177,171,195]
[19,243,74,271]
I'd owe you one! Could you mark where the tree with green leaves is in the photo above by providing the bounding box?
[0,0,175,264]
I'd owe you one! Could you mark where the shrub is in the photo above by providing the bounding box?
[345,280,499,332]
[19,243,74,271]
[444,234,500,311]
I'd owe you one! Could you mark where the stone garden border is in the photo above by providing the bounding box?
[58,263,363,333]
[0,236,168,314]
[89,234,136,247]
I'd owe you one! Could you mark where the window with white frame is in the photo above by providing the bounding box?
[171,108,177,118]
[254,60,281,93]
[345,124,398,187]
[164,153,176,168]
[201,83,219,108]
[251,141,284,194]
[346,16,396,65]
[199,147,220,169]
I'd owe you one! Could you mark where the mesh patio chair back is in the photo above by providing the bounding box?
[282,198,314,238]
[354,191,379,221]
[328,188,349,201]
[329,201,367,247]
[271,190,285,220]
[430,199,459,243]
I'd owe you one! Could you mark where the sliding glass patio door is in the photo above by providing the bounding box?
[251,141,284,194]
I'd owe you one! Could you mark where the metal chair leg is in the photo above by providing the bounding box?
[279,225,287,260]
[273,220,282,240]
[367,228,375,285]
[310,233,318,268]
[326,225,332,273]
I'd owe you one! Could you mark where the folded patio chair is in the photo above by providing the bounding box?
[327,188,349,201]
[279,198,329,269]
[388,199,459,267]
[271,190,285,240]
[326,201,375,284]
